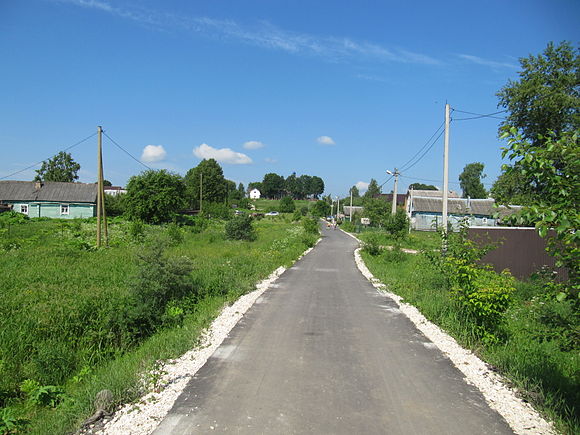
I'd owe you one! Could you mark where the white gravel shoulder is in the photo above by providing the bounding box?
[350,234,555,435]
[95,242,319,435]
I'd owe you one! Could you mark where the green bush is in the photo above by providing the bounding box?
[279,196,296,213]
[202,202,234,220]
[166,223,183,246]
[224,215,256,241]
[383,209,409,240]
[127,244,195,334]
[310,200,330,218]
[302,217,319,235]
[362,233,382,256]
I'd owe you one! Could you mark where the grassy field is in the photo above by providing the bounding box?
[360,247,579,434]
[251,198,314,212]
[353,227,440,251]
[0,214,316,434]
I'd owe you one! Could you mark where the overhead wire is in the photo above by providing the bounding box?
[399,121,445,172]
[103,131,152,170]
[0,132,98,180]
[400,128,445,173]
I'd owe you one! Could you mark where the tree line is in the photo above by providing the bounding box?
[248,172,324,200]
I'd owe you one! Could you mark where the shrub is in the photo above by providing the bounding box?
[202,202,233,220]
[302,217,319,235]
[104,193,126,217]
[166,223,183,246]
[127,245,194,333]
[310,200,330,218]
[225,215,256,241]
[362,233,382,256]
[383,209,409,240]
[128,220,145,242]
[279,196,296,213]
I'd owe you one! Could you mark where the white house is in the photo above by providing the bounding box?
[249,188,261,199]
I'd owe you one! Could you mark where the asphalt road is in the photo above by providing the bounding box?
[154,225,513,434]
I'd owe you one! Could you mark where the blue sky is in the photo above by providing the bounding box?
[1,0,578,197]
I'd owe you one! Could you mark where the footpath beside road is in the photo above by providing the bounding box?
[154,225,513,434]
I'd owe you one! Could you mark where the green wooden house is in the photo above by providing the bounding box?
[0,181,97,219]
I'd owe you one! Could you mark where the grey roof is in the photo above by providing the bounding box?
[408,189,460,198]
[0,181,97,203]
[411,197,496,216]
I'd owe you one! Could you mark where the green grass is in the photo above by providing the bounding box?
[251,198,313,212]
[361,250,579,434]
[0,216,316,434]
[355,228,440,251]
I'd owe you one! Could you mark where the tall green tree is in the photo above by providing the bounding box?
[497,41,579,146]
[490,170,535,206]
[349,185,360,198]
[495,42,579,204]
[184,159,227,209]
[459,162,487,198]
[261,173,285,199]
[310,176,324,198]
[363,178,381,199]
[34,151,80,182]
[500,128,579,296]
[125,170,186,224]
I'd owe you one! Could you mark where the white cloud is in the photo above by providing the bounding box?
[264,157,277,163]
[141,145,166,163]
[317,136,335,146]
[243,140,265,150]
[458,54,517,70]
[193,143,252,165]
[56,1,441,65]
[355,181,369,192]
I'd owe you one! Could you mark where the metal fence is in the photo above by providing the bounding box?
[467,226,567,280]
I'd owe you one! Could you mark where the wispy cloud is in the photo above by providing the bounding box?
[243,140,265,150]
[458,54,518,70]
[141,145,166,163]
[317,135,335,146]
[264,157,277,163]
[53,0,440,65]
[193,143,252,165]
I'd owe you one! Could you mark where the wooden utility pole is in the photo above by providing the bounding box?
[442,103,450,249]
[96,126,108,247]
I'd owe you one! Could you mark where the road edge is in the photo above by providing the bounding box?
[347,230,555,435]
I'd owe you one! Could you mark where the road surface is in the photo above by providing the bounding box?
[154,225,513,434]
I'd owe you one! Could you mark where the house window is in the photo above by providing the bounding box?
[61,204,70,215]
[20,204,29,215]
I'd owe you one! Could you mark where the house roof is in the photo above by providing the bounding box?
[374,193,406,205]
[0,181,97,203]
[408,189,460,198]
[411,197,496,216]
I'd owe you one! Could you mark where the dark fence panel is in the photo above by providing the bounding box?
[468,227,567,280]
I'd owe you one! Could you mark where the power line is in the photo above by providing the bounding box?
[399,121,445,172]
[103,132,152,170]
[400,128,445,173]
[400,174,494,187]
[1,132,98,180]
[451,108,507,121]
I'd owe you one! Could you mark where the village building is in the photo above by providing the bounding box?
[249,188,261,199]
[0,180,97,219]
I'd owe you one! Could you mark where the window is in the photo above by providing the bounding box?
[20,204,28,215]
[61,204,70,215]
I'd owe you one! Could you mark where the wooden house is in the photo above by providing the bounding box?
[0,181,97,219]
